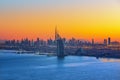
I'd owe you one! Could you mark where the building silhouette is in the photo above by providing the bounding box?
[92,39,94,45]
[55,27,64,57]
[104,39,107,45]
[108,37,111,45]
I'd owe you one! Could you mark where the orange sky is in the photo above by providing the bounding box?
[0,0,120,42]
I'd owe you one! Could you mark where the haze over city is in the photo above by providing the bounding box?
[0,0,120,41]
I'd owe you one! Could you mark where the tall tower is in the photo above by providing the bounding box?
[108,37,111,45]
[92,39,94,45]
[104,39,107,46]
[55,26,64,57]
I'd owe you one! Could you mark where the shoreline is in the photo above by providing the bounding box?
[0,49,120,59]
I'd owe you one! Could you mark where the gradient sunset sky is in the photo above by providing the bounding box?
[0,0,120,41]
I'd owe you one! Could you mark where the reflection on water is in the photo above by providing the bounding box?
[100,58,120,62]
[35,62,97,69]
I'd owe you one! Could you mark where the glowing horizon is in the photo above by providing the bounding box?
[0,0,120,42]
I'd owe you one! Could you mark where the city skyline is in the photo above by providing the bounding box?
[0,0,120,41]
[1,1,120,80]
[1,36,118,45]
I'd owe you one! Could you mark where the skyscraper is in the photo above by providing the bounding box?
[104,39,107,45]
[108,37,111,45]
[92,39,94,45]
[56,39,64,57]
[55,27,64,57]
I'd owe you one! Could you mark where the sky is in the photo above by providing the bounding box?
[0,0,120,42]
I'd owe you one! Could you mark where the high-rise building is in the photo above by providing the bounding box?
[56,39,64,57]
[55,26,64,57]
[47,38,53,45]
[104,39,107,45]
[92,39,94,45]
[108,37,111,45]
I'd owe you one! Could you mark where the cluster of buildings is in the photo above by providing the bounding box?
[3,38,90,47]
[0,27,120,58]
[1,37,120,51]
[92,37,120,46]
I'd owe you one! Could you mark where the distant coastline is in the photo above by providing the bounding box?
[0,49,120,59]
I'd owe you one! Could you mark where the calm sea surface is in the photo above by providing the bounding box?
[0,50,120,80]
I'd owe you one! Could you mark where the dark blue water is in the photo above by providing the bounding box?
[0,50,120,80]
